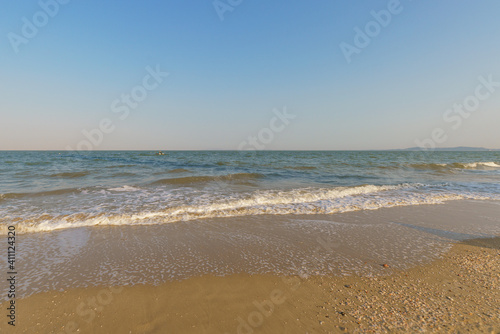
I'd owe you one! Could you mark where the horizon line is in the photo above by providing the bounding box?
[1,147,499,152]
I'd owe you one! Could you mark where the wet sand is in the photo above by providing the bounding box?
[1,200,499,333]
[8,200,500,298]
[2,236,499,333]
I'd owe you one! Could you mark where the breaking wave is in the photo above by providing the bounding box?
[1,183,496,234]
[410,161,500,171]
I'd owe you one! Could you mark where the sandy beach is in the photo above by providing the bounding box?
[2,236,499,333]
[3,0,500,331]
[2,200,499,333]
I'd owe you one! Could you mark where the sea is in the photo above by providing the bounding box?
[1,150,499,234]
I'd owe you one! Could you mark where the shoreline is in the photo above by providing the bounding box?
[6,200,500,300]
[1,200,499,333]
[1,236,499,333]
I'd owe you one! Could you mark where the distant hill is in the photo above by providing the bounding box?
[397,147,500,151]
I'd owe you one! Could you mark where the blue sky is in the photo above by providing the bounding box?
[1,0,499,150]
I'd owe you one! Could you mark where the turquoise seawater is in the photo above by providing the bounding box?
[1,150,499,233]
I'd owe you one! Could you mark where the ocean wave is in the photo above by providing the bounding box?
[149,173,265,186]
[111,172,138,177]
[104,164,137,169]
[410,161,500,171]
[107,185,142,192]
[0,188,80,200]
[2,183,495,234]
[167,168,192,173]
[25,161,50,166]
[49,171,91,178]
[0,172,262,201]
[284,166,318,170]
[215,160,247,166]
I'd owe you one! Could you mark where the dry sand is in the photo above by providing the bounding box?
[2,236,499,333]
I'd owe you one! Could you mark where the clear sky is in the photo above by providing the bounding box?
[1,0,499,150]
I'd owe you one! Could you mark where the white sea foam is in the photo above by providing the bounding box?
[460,161,500,168]
[1,183,497,234]
[108,185,142,192]
[412,161,500,170]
